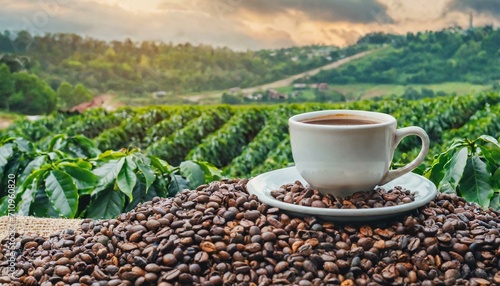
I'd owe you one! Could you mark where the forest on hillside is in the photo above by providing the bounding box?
[305,26,500,85]
[0,26,499,115]
[0,31,367,96]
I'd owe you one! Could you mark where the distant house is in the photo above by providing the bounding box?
[252,93,264,100]
[152,91,167,98]
[26,115,43,121]
[316,83,329,91]
[244,93,263,101]
[267,89,287,100]
[293,83,307,90]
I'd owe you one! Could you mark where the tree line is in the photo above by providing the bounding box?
[0,31,366,97]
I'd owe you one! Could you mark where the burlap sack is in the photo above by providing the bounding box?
[0,216,83,240]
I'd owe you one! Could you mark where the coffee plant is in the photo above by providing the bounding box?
[424,135,500,210]
[0,135,220,219]
[1,92,499,214]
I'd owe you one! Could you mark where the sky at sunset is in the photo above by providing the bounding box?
[0,0,499,50]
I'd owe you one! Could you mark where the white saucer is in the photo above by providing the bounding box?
[247,167,437,222]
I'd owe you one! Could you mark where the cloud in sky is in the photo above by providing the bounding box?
[0,0,499,50]
[237,0,393,24]
[447,0,500,17]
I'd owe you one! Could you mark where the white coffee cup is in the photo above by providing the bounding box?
[288,110,430,197]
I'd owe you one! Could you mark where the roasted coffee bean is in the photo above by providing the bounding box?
[272,184,416,209]
[244,210,260,221]
[54,265,70,276]
[2,181,499,286]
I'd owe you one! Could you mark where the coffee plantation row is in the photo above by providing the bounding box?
[1,92,499,219]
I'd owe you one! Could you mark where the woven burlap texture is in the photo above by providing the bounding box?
[0,216,82,240]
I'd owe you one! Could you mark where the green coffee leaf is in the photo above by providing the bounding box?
[180,160,205,189]
[116,157,137,200]
[31,189,60,217]
[477,135,500,148]
[493,168,500,189]
[18,178,38,215]
[0,143,13,175]
[197,160,223,182]
[48,134,65,152]
[460,155,494,209]
[97,150,127,161]
[137,162,155,193]
[14,138,33,153]
[477,145,499,175]
[19,155,47,183]
[149,156,171,174]
[168,174,189,197]
[438,147,468,194]
[92,160,122,195]
[490,192,500,211]
[125,181,159,212]
[59,163,97,194]
[71,135,101,157]
[45,170,79,218]
[86,190,125,219]
[425,148,454,185]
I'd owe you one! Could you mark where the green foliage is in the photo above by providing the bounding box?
[2,92,500,212]
[147,106,233,165]
[0,62,57,114]
[73,83,93,105]
[222,92,243,104]
[0,135,220,219]
[57,81,93,109]
[4,113,71,142]
[441,102,500,146]
[314,89,346,102]
[425,136,500,209]
[250,136,294,177]
[57,81,73,108]
[0,64,14,110]
[66,108,123,138]
[0,53,30,72]
[95,107,175,151]
[0,31,365,96]
[187,107,267,168]
[307,27,500,86]
[10,72,57,114]
[225,105,312,177]
[143,108,201,147]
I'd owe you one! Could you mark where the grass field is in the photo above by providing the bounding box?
[122,82,491,106]
[277,82,490,102]
[339,82,489,100]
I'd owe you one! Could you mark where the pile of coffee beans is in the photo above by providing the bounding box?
[1,178,500,286]
[271,181,415,208]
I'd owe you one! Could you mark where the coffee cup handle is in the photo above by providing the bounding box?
[379,126,430,185]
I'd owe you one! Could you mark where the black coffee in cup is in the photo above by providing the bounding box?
[301,114,383,125]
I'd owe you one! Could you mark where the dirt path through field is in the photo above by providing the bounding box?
[0,119,13,130]
[240,49,376,94]
[183,49,377,103]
